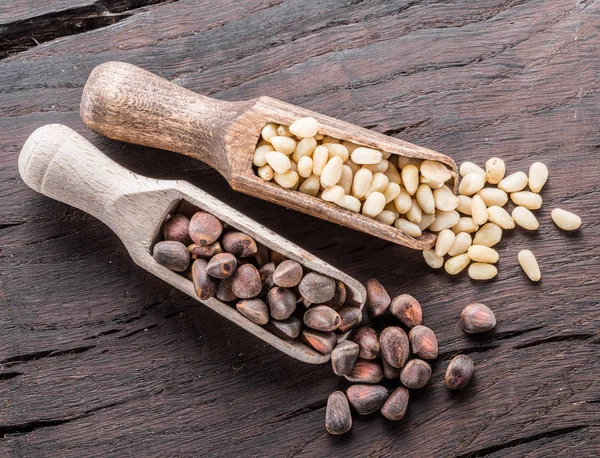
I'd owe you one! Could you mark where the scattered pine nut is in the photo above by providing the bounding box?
[448,232,472,257]
[518,250,541,282]
[423,249,444,269]
[510,191,542,210]
[485,157,505,185]
[497,171,528,193]
[444,254,470,275]
[468,263,498,280]
[551,208,581,231]
[528,162,548,193]
[512,206,539,230]
[467,245,499,264]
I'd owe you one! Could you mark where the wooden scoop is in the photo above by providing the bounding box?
[18,124,366,364]
[81,62,458,250]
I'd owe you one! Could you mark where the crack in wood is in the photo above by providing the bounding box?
[514,333,595,350]
[0,0,181,59]
[453,425,589,458]
[0,371,23,380]
[0,345,96,366]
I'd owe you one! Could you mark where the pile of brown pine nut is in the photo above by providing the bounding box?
[424,158,582,281]
[152,200,363,352]
[253,117,455,237]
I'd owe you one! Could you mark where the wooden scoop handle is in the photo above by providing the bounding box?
[80,61,249,173]
[19,124,157,235]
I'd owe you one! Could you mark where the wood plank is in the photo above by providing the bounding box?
[1,0,598,455]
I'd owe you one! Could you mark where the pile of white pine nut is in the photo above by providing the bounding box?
[424,158,582,281]
[253,117,454,237]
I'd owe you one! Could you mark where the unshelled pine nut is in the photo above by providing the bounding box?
[312,145,329,176]
[477,187,508,207]
[488,205,515,229]
[395,219,422,237]
[352,168,373,199]
[471,194,488,225]
[257,165,274,181]
[393,189,413,214]
[298,174,320,196]
[485,157,506,185]
[452,217,479,234]
[459,161,486,179]
[274,170,299,189]
[321,185,345,203]
[293,137,317,162]
[467,245,499,263]
[512,206,539,230]
[351,147,382,165]
[428,210,460,232]
[434,186,459,211]
[473,222,502,247]
[289,116,319,137]
[406,200,423,224]
[423,249,444,269]
[401,164,419,195]
[444,254,470,275]
[528,162,548,193]
[320,156,344,188]
[435,229,455,257]
[458,173,485,195]
[253,145,273,167]
[468,263,497,280]
[362,192,386,218]
[518,249,541,281]
[338,195,361,212]
[456,195,472,215]
[265,151,291,174]
[510,191,542,210]
[551,208,582,231]
[498,171,528,193]
[421,160,451,183]
[297,156,313,178]
[448,232,472,256]
[416,184,435,214]
[383,182,401,203]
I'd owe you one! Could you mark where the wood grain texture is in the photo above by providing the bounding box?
[1,0,599,456]
[80,61,458,250]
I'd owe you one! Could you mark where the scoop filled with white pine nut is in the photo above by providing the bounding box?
[81,62,457,250]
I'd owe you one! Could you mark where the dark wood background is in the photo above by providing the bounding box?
[1,1,599,456]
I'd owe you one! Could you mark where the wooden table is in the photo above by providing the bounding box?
[1,1,598,456]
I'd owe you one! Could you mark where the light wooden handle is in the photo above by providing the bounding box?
[19,124,155,234]
[80,61,249,174]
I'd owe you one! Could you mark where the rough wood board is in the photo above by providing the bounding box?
[1,0,599,456]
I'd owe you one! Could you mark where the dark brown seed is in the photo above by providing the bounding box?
[189,211,223,246]
[365,278,391,318]
[460,303,496,334]
[231,264,262,299]
[216,276,237,302]
[331,340,360,376]
[350,327,380,360]
[303,305,341,332]
[267,287,296,320]
[445,354,474,390]
[222,231,258,257]
[206,253,237,279]
[273,260,303,288]
[380,326,409,369]
[258,262,276,295]
[390,294,422,329]
[191,259,218,300]
[301,329,337,354]
[400,359,432,389]
[175,200,201,219]
[382,358,401,379]
[344,360,384,383]
[409,325,438,360]
[337,307,363,333]
[298,272,336,304]
[346,385,388,415]
[188,242,223,260]
[381,387,409,421]
[254,242,270,266]
[269,250,288,265]
[325,391,352,435]
[324,280,347,310]
[236,298,269,325]
[267,316,302,340]
[153,241,190,272]
[163,214,192,245]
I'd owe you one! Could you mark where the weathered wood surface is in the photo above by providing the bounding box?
[1,0,598,456]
